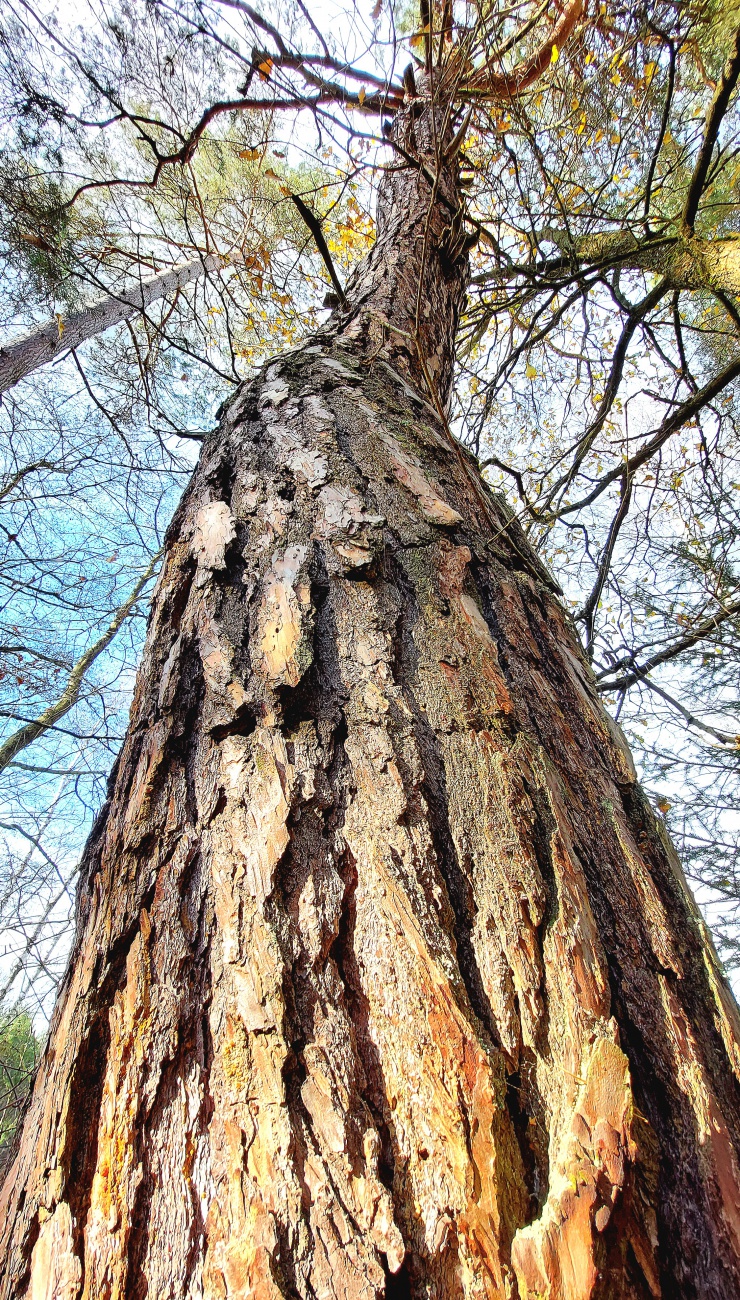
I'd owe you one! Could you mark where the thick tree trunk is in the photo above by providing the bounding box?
[2,101,740,1300]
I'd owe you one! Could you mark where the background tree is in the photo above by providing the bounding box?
[0,1007,38,1175]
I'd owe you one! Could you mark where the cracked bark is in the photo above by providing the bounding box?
[2,98,740,1300]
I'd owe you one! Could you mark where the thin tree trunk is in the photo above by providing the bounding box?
[2,98,740,1300]
[0,254,233,394]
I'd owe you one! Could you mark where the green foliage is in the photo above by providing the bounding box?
[698,0,740,75]
[0,159,77,309]
[0,1006,40,1170]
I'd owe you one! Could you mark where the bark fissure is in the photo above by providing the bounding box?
[61,1013,111,1269]
[387,548,510,1061]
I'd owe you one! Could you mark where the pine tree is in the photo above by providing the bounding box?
[2,6,740,1298]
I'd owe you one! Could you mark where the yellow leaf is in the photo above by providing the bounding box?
[55,313,64,339]
[239,148,261,160]
[258,57,273,80]
[359,86,366,105]
[410,31,425,48]
[550,43,559,64]
[525,363,537,379]
[656,798,671,814]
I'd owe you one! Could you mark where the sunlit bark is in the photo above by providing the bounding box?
[538,228,740,297]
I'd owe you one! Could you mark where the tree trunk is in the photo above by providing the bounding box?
[0,253,232,395]
[2,99,740,1300]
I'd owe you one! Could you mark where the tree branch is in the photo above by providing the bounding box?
[597,598,740,692]
[544,278,668,509]
[554,355,740,519]
[629,676,740,747]
[0,462,55,503]
[517,230,740,298]
[578,468,634,656]
[0,551,162,775]
[644,37,676,224]
[683,23,740,231]
[465,0,584,98]
[290,193,347,305]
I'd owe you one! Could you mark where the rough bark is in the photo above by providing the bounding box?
[0,253,234,395]
[2,100,740,1300]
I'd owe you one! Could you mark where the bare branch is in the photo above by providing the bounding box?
[0,551,162,776]
[290,194,346,305]
[554,355,740,520]
[598,599,740,692]
[683,23,740,231]
[578,469,634,656]
[632,676,740,747]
